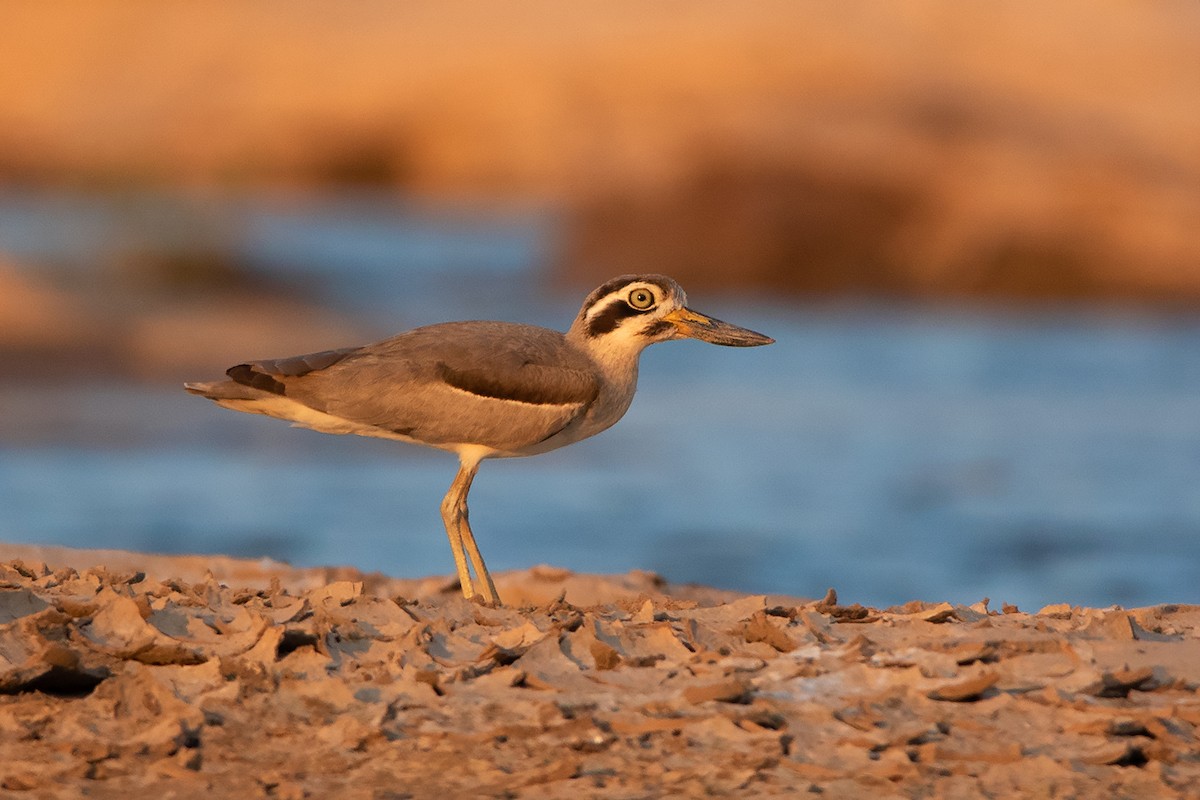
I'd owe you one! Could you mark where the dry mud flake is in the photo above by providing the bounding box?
[4,558,1200,797]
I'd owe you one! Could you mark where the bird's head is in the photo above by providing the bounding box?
[568,274,774,356]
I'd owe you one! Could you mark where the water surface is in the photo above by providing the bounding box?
[2,191,1198,610]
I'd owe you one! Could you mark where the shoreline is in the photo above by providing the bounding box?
[2,545,1197,796]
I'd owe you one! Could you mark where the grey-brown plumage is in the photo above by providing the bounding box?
[186,274,773,604]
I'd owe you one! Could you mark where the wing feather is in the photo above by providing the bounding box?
[225,322,600,452]
[435,361,599,406]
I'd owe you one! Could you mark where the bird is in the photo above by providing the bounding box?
[185,274,773,605]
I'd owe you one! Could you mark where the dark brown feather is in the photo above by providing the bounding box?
[585,299,645,337]
[436,361,599,406]
[226,347,360,397]
[226,364,287,395]
[258,347,359,377]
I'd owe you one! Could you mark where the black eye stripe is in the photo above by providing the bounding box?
[580,277,642,312]
[580,275,673,314]
[585,297,649,337]
[579,275,679,338]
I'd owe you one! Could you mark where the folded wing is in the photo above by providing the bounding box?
[197,321,600,454]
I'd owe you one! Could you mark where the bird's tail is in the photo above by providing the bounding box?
[183,380,260,401]
[185,378,310,427]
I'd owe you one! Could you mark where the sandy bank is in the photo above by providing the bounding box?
[2,545,1198,798]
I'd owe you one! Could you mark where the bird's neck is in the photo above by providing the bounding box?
[565,327,645,409]
[567,328,645,378]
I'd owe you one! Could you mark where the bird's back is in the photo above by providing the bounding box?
[187,321,605,456]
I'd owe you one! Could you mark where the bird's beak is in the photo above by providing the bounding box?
[663,307,775,347]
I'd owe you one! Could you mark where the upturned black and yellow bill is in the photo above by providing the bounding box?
[663,307,774,347]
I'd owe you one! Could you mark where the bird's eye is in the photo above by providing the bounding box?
[627,288,656,310]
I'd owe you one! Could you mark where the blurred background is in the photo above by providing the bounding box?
[1,1,1198,609]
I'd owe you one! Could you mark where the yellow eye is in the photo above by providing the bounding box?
[628,288,656,310]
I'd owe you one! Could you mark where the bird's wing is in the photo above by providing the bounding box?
[224,346,362,395]
[229,322,600,452]
[434,360,598,407]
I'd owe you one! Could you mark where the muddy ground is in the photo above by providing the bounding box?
[1,545,1198,798]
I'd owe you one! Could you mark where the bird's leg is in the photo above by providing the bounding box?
[454,459,501,605]
[458,507,501,607]
[440,463,477,600]
[441,457,501,605]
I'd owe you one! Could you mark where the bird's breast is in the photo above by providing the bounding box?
[511,362,638,458]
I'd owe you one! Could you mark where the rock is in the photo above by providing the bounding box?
[2,553,1200,796]
[1037,603,1074,619]
[683,678,753,705]
[1082,666,1157,698]
[739,610,799,653]
[922,603,959,623]
[927,671,1000,702]
[0,587,51,624]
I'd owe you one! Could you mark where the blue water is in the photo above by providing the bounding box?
[2,191,1199,610]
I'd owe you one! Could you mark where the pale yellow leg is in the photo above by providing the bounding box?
[459,515,501,605]
[440,464,476,600]
[440,456,501,605]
